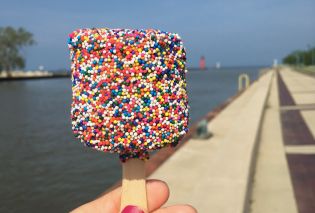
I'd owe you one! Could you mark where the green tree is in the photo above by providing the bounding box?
[0,26,35,72]
[283,47,315,66]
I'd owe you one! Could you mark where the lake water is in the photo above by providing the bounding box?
[0,67,262,212]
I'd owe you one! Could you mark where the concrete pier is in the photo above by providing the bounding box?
[149,67,315,213]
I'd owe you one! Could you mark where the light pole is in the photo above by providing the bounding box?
[307,44,315,65]
[295,53,299,66]
[312,46,315,65]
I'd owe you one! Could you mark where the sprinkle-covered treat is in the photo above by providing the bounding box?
[68,28,188,161]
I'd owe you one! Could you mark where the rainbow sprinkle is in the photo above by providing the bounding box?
[68,28,189,161]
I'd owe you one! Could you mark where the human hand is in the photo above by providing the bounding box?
[71,179,196,213]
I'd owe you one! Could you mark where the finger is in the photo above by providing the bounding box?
[145,179,170,212]
[71,179,169,213]
[152,205,197,213]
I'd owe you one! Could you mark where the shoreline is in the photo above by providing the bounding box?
[0,71,70,81]
[0,65,266,82]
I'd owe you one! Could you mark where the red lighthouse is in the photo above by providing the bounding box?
[199,56,206,70]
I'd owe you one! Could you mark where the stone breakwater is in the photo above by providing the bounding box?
[0,70,69,80]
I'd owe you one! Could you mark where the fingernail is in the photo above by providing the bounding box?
[121,205,145,213]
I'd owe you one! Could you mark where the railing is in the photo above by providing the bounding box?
[238,73,250,91]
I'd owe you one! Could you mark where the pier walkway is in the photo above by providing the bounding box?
[149,67,315,213]
[276,68,315,213]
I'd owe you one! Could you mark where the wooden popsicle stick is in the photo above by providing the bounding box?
[120,158,148,213]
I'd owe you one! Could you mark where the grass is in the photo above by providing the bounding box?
[303,65,315,73]
[291,65,315,77]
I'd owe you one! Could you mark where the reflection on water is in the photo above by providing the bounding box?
[0,67,261,212]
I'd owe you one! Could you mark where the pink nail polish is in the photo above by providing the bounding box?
[121,205,144,213]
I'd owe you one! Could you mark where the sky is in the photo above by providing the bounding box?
[1,0,315,70]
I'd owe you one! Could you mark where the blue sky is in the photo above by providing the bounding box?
[1,0,315,70]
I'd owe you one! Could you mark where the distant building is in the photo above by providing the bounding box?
[199,56,206,70]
